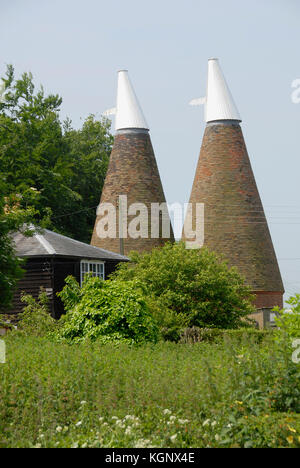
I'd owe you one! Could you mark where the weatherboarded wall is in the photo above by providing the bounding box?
[10,258,54,321]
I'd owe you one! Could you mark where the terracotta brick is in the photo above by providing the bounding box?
[91,131,174,255]
[182,122,284,308]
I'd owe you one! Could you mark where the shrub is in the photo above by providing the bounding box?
[56,276,159,344]
[145,297,189,342]
[112,242,255,330]
[17,289,57,337]
[273,293,300,340]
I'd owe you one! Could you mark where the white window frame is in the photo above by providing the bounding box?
[80,260,105,285]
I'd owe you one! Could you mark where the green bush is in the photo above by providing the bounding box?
[56,276,159,344]
[273,293,300,340]
[112,242,255,330]
[16,289,57,337]
[145,297,189,342]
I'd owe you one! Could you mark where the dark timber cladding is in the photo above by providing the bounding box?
[91,130,174,255]
[8,229,129,321]
[183,121,284,308]
[10,259,54,318]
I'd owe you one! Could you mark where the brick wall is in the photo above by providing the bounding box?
[253,291,283,309]
[182,122,284,308]
[91,131,174,255]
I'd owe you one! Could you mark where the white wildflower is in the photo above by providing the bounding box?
[75,421,82,427]
[203,419,210,427]
[124,415,136,421]
[211,421,217,427]
[170,434,177,442]
[215,434,220,441]
[116,420,125,428]
[56,426,63,433]
[135,439,152,448]
[80,401,87,405]
[163,409,172,415]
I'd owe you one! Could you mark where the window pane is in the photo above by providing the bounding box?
[81,261,104,284]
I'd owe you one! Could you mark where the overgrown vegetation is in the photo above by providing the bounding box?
[56,276,159,344]
[1,285,300,448]
[112,243,256,335]
[17,290,57,337]
[0,335,299,448]
[274,293,300,340]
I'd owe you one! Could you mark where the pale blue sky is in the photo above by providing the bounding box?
[0,0,299,301]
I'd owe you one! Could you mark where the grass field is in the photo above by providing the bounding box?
[0,334,299,448]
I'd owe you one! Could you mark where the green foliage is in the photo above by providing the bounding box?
[273,293,300,340]
[62,115,113,242]
[0,335,299,448]
[113,242,255,330]
[0,227,23,312]
[0,65,113,243]
[145,296,189,342]
[16,289,57,337]
[0,178,36,311]
[180,327,271,344]
[56,276,159,344]
[202,412,300,448]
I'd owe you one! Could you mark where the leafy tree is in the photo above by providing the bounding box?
[112,242,256,330]
[61,115,113,242]
[56,276,159,344]
[0,179,35,311]
[0,65,112,243]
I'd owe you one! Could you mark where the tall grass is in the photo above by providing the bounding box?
[0,334,299,448]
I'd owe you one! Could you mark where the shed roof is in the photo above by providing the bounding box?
[12,228,129,261]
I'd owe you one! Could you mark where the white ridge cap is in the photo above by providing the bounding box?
[35,233,56,255]
[205,58,241,123]
[114,70,149,131]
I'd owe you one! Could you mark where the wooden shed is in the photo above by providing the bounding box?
[9,228,128,321]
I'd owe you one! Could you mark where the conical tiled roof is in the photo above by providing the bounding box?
[91,71,174,255]
[183,60,284,309]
